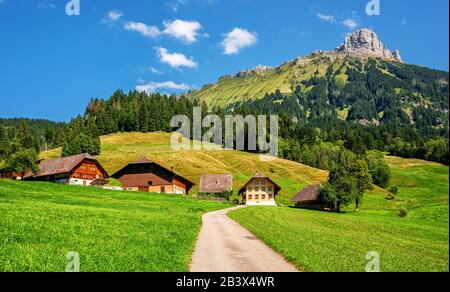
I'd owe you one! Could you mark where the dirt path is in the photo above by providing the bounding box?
[190,207,299,272]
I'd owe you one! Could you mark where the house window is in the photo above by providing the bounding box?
[255,195,259,200]
[255,187,259,192]
[268,187,273,192]
[262,187,266,192]
[261,180,266,185]
[269,194,273,200]
[247,187,252,192]
[248,195,253,200]
[262,195,266,200]
[254,180,259,185]
[148,181,153,186]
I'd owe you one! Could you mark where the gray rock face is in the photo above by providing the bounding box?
[336,28,402,61]
[392,50,402,62]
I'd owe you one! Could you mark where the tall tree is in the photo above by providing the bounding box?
[5,149,39,179]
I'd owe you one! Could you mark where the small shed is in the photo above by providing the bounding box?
[199,174,233,194]
[291,184,322,208]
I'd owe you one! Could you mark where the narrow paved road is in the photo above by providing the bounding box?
[190,207,299,272]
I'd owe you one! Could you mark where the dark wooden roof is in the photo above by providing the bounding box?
[291,184,321,203]
[111,157,195,189]
[238,172,281,194]
[200,174,233,193]
[24,153,108,179]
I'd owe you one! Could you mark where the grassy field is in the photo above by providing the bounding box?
[40,131,328,205]
[0,180,231,272]
[229,157,449,272]
[16,132,449,272]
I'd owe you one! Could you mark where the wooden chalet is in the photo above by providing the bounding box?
[0,171,25,180]
[199,174,233,195]
[291,184,323,208]
[24,153,108,186]
[239,172,281,206]
[111,157,194,195]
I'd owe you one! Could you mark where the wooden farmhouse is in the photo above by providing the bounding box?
[291,184,322,208]
[199,174,233,195]
[0,171,26,180]
[24,153,108,186]
[111,157,194,195]
[239,172,281,206]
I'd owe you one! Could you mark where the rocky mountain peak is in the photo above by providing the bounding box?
[336,28,402,61]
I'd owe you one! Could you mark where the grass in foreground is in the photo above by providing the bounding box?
[229,158,449,272]
[0,180,231,272]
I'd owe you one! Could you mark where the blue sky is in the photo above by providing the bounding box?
[0,0,448,121]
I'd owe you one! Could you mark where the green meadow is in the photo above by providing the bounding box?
[1,131,448,272]
[229,157,449,272]
[0,180,231,272]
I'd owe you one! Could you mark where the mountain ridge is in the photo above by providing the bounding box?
[186,29,448,120]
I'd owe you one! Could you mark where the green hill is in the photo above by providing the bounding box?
[40,132,329,205]
[186,38,448,142]
[188,51,448,128]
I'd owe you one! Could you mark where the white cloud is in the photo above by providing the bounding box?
[342,18,359,29]
[149,67,163,74]
[136,81,191,94]
[156,47,198,69]
[123,19,204,44]
[317,11,360,30]
[163,19,203,43]
[221,28,257,55]
[165,0,189,12]
[102,10,123,26]
[107,11,123,22]
[317,13,336,23]
[124,21,161,38]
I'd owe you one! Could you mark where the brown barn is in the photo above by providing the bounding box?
[0,171,24,180]
[199,174,233,194]
[24,153,108,186]
[111,157,194,195]
[239,172,281,206]
[291,184,322,208]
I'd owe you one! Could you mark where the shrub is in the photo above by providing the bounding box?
[386,186,399,200]
[399,208,409,218]
[366,151,392,188]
